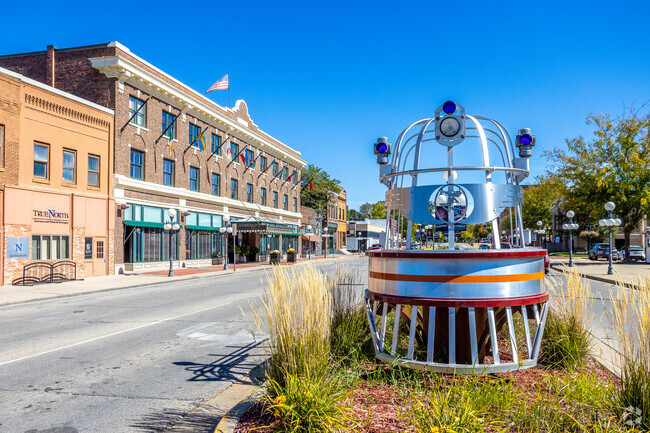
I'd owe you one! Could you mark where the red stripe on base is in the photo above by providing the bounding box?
[365,290,549,308]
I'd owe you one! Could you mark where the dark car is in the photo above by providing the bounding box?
[588,243,618,260]
[479,244,490,250]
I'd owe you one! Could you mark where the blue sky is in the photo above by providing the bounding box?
[2,0,649,210]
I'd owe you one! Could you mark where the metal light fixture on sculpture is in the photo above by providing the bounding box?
[364,101,549,374]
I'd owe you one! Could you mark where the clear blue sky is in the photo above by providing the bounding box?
[2,0,649,210]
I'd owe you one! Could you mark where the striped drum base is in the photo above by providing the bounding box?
[364,291,549,374]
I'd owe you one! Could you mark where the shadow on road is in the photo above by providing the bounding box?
[173,341,264,382]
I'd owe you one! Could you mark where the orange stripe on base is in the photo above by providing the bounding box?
[369,270,544,283]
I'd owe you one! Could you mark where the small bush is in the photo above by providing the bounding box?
[540,268,592,369]
[266,372,352,433]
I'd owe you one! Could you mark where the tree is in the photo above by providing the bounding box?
[520,176,567,230]
[545,108,650,258]
[348,209,362,221]
[300,164,341,214]
[371,201,386,219]
[359,202,374,219]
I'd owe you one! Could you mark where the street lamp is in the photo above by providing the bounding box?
[599,201,621,275]
[535,220,545,247]
[219,216,234,270]
[562,210,579,267]
[307,225,313,260]
[163,209,180,277]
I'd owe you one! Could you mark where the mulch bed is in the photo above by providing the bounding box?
[234,357,617,433]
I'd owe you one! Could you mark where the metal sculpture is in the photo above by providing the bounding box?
[365,101,548,373]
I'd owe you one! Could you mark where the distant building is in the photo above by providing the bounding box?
[347,219,386,252]
[325,187,347,253]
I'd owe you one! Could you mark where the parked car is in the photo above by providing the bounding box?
[588,243,619,260]
[367,244,382,251]
[618,246,646,261]
[479,244,490,250]
[544,252,550,274]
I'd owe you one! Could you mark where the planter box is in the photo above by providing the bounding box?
[287,252,297,263]
[211,258,223,265]
[270,253,281,265]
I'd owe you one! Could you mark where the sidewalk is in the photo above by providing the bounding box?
[0,254,355,306]
[549,255,650,286]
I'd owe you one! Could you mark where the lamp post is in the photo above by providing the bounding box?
[599,202,621,275]
[357,231,362,253]
[535,220,545,247]
[164,209,180,277]
[562,210,579,267]
[307,225,313,260]
[219,216,233,270]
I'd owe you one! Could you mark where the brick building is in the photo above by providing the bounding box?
[325,187,347,252]
[0,67,114,284]
[0,42,305,272]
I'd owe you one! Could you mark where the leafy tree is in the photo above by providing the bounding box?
[520,176,567,230]
[348,208,362,221]
[371,201,387,219]
[545,108,650,257]
[300,164,341,214]
[358,202,374,219]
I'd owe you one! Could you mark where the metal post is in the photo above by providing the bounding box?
[224,226,229,270]
[569,229,574,267]
[168,224,174,277]
[608,219,614,275]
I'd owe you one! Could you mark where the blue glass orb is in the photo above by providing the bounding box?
[442,101,456,114]
[520,134,533,145]
[376,143,388,153]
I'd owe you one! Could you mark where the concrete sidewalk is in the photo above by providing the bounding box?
[0,254,355,306]
[549,255,650,286]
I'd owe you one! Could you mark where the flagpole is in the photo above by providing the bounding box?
[228,71,231,109]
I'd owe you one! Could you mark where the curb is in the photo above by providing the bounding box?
[213,392,258,433]
[549,263,619,286]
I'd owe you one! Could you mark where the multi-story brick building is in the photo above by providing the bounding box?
[325,187,347,252]
[0,66,114,284]
[0,42,305,272]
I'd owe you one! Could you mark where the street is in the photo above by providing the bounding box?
[0,258,367,433]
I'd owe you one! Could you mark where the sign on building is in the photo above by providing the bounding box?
[7,237,30,259]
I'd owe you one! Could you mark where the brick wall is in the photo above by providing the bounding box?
[0,73,21,186]
[3,224,31,284]
[72,227,85,279]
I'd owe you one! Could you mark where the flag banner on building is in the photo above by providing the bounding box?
[309,181,313,190]
[226,144,232,160]
[198,131,206,151]
[240,152,246,165]
[206,74,229,93]
[169,141,174,154]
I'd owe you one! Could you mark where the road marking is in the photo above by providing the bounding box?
[0,301,234,367]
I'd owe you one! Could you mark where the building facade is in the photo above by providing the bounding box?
[0,67,114,284]
[0,42,305,273]
[325,188,347,252]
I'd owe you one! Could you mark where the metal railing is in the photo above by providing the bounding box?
[12,260,77,285]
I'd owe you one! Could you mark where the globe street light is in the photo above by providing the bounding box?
[164,209,180,277]
[562,210,579,267]
[599,201,621,275]
[307,225,313,260]
[219,216,234,270]
[535,220,545,247]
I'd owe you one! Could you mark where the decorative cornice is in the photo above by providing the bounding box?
[25,93,111,131]
[114,174,302,219]
[90,55,306,168]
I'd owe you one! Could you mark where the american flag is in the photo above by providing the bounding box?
[206,74,229,93]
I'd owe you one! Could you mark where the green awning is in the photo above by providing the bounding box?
[186,225,221,231]
[124,220,166,228]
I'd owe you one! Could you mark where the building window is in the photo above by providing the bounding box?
[293,197,297,213]
[96,241,104,259]
[244,149,254,168]
[88,155,100,187]
[261,187,267,206]
[189,166,199,191]
[247,183,253,203]
[129,96,147,128]
[0,124,4,168]
[124,226,178,263]
[186,231,222,260]
[163,158,174,186]
[189,123,200,148]
[130,149,144,180]
[31,235,70,260]
[230,142,239,162]
[293,171,298,185]
[231,178,238,200]
[273,191,278,208]
[283,194,288,211]
[272,161,278,177]
[212,173,220,196]
[260,156,267,173]
[162,110,176,140]
[34,143,49,179]
[211,133,221,155]
[62,149,76,183]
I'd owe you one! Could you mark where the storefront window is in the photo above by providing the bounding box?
[186,230,222,259]
[31,235,70,260]
[125,226,178,263]
[282,236,298,253]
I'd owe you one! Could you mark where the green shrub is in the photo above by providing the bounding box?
[266,372,352,433]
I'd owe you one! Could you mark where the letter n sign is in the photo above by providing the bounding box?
[7,237,30,259]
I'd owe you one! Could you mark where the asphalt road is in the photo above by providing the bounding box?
[0,257,367,433]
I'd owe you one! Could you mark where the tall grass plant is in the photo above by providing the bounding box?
[607,276,650,430]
